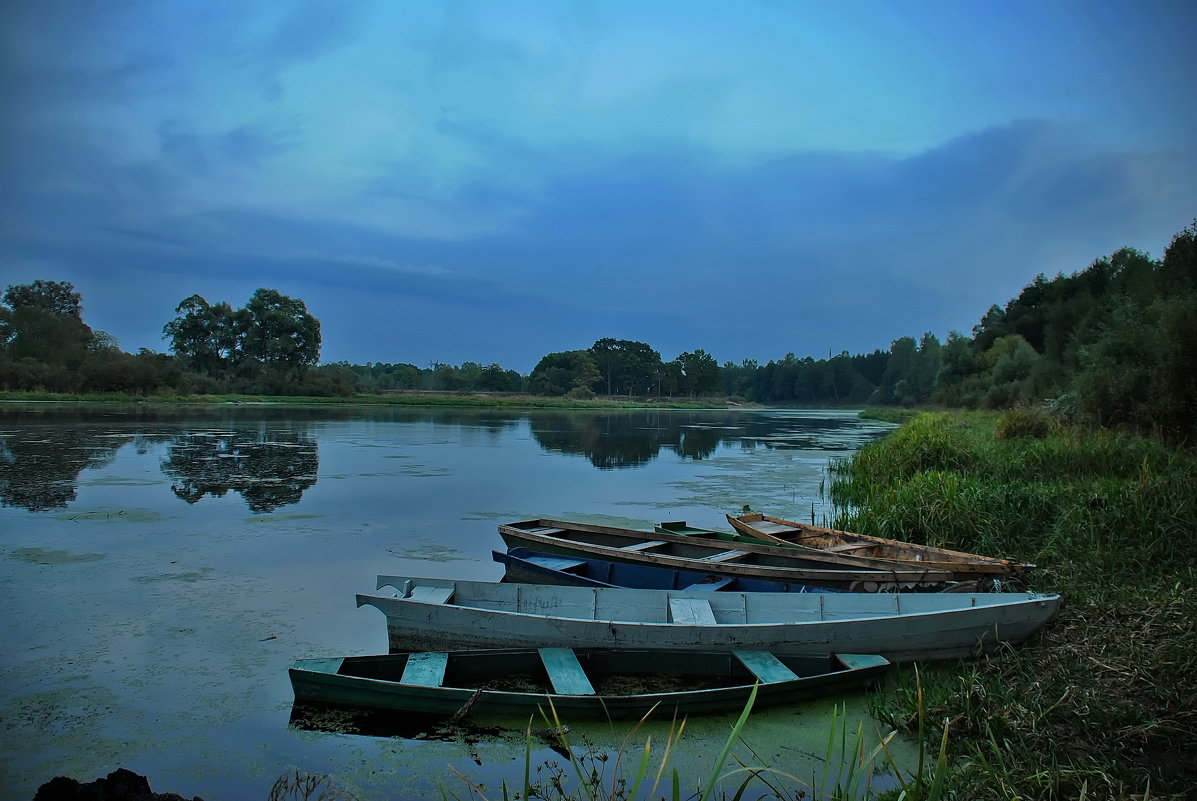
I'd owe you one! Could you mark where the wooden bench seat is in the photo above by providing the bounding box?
[406,585,454,604]
[734,650,799,684]
[620,540,666,552]
[539,648,595,695]
[701,549,746,563]
[668,597,718,625]
[400,651,448,686]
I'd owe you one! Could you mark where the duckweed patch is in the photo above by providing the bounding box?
[10,547,106,564]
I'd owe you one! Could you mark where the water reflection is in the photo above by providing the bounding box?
[529,409,870,469]
[0,405,885,513]
[0,406,175,510]
[161,428,320,513]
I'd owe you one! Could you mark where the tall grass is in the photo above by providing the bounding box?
[836,410,1197,799]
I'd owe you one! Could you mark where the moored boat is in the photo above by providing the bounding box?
[357,577,1062,662]
[289,647,891,719]
[727,512,1031,579]
[494,547,841,592]
[498,518,951,591]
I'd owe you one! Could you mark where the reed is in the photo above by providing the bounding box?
[837,410,1197,799]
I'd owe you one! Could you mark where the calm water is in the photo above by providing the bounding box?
[0,403,904,800]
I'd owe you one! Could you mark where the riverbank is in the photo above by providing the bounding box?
[0,389,735,410]
[830,410,1196,799]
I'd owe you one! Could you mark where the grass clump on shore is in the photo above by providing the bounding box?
[833,410,1197,799]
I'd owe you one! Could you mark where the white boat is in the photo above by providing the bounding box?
[357,577,1061,663]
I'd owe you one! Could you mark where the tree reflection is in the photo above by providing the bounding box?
[0,429,136,511]
[530,411,729,469]
[161,428,319,513]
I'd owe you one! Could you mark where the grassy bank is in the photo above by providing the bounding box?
[0,389,729,410]
[830,411,1196,799]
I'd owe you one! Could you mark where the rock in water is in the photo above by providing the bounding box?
[32,768,203,801]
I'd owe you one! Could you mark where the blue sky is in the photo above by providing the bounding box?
[2,1,1194,373]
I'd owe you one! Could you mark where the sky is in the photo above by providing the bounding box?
[2,1,1195,374]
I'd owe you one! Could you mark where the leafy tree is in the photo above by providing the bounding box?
[588,338,662,396]
[163,289,321,383]
[162,295,242,374]
[1,280,93,367]
[673,349,721,396]
[240,288,321,367]
[3,280,82,318]
[529,350,600,396]
[876,337,918,406]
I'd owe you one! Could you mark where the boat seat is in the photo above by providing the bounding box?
[734,650,799,684]
[620,540,666,552]
[528,555,589,572]
[538,648,596,695]
[669,597,718,625]
[400,651,448,686]
[825,543,871,553]
[701,549,745,563]
[683,576,735,591]
[529,527,569,536]
[406,585,454,604]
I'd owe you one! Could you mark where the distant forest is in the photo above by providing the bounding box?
[1,220,1193,442]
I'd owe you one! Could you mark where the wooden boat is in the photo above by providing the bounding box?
[493,547,841,593]
[289,647,891,719]
[655,520,777,547]
[498,518,951,591]
[727,512,1031,579]
[357,577,1062,662]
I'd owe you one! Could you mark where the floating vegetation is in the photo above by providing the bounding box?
[53,508,165,523]
[387,543,470,562]
[10,547,105,565]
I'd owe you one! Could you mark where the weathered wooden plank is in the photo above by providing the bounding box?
[539,648,595,695]
[669,597,717,625]
[683,576,735,591]
[620,540,666,552]
[734,650,800,684]
[400,651,448,686]
[408,585,454,604]
[701,549,746,563]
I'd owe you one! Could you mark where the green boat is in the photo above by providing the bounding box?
[289,647,891,719]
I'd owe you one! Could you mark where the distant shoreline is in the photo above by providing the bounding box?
[0,389,743,410]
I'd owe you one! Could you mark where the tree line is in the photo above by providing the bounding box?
[1,220,1192,441]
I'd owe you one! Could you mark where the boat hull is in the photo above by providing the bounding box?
[494,547,840,593]
[727,513,1029,579]
[289,649,890,719]
[359,578,1061,663]
[499,518,951,591]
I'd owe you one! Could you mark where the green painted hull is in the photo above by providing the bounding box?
[290,648,890,719]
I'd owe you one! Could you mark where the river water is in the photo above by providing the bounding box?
[0,403,907,801]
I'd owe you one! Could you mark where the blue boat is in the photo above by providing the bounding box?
[493,547,841,593]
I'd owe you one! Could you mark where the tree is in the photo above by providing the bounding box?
[673,349,721,396]
[1,280,93,366]
[240,289,321,367]
[3,280,82,318]
[589,338,662,396]
[163,289,321,378]
[529,350,600,396]
[162,295,242,374]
